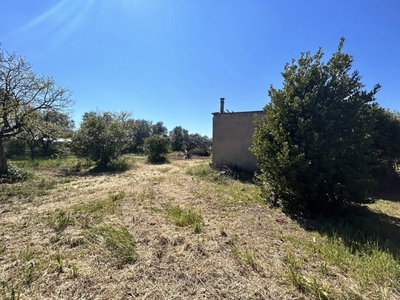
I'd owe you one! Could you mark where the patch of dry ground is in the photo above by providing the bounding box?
[1,156,399,299]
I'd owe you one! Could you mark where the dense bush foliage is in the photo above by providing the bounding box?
[169,126,211,155]
[169,126,189,151]
[368,106,400,186]
[0,163,34,183]
[143,135,169,163]
[4,139,26,158]
[252,38,383,215]
[4,111,74,161]
[71,111,129,167]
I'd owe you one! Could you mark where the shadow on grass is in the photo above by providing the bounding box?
[369,173,400,202]
[292,204,400,259]
[370,187,400,203]
[211,164,257,183]
[88,164,130,174]
[145,158,170,165]
[60,158,134,177]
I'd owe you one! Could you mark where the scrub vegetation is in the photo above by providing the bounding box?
[0,155,399,299]
[2,41,400,299]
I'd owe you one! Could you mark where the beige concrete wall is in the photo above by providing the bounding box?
[212,111,265,171]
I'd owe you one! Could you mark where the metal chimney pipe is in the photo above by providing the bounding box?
[220,98,225,113]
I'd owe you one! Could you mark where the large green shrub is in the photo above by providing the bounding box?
[251,38,380,215]
[368,106,400,187]
[143,135,169,163]
[71,111,128,167]
[0,163,34,183]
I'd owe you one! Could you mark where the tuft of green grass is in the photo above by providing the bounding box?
[109,190,126,202]
[158,166,173,173]
[0,176,59,204]
[72,197,120,227]
[37,178,57,190]
[74,199,116,215]
[59,177,74,184]
[290,271,331,299]
[137,186,156,202]
[186,164,262,206]
[164,204,203,233]
[186,163,226,183]
[20,248,36,262]
[47,209,73,232]
[213,182,263,205]
[156,249,163,258]
[283,207,400,299]
[71,265,78,278]
[231,247,262,272]
[193,222,202,233]
[86,224,138,264]
[9,289,21,300]
[55,253,63,273]
[285,253,331,299]
[24,261,39,284]
[310,233,400,289]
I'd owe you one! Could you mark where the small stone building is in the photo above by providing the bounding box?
[212,98,265,171]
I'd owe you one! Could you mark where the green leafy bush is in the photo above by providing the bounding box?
[252,38,380,215]
[71,111,129,167]
[143,135,169,164]
[0,163,34,183]
[368,106,400,188]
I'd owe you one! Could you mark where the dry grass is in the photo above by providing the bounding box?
[0,155,399,299]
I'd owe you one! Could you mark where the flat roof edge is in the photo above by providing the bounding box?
[212,110,264,115]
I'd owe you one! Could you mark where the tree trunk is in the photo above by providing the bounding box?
[28,143,35,161]
[0,138,8,175]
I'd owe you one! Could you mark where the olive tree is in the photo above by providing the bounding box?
[252,38,380,215]
[169,126,189,151]
[0,45,72,174]
[129,119,152,153]
[143,135,169,163]
[16,110,74,160]
[151,121,168,137]
[72,111,132,166]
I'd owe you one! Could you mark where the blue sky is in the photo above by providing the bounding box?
[1,0,399,137]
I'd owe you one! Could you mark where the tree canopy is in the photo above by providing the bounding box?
[0,45,72,174]
[143,135,169,164]
[252,38,381,215]
[16,110,74,160]
[169,126,189,151]
[71,111,130,167]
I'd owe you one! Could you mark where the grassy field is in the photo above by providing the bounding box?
[0,154,399,299]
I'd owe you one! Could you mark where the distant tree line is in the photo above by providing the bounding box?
[70,111,212,167]
[1,44,211,173]
[4,108,212,167]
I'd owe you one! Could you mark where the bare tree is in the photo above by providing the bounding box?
[0,45,72,174]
